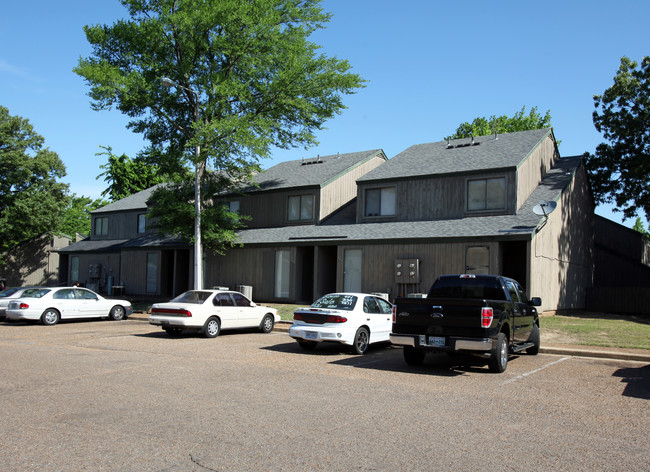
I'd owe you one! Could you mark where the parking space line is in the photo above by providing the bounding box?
[503,357,570,384]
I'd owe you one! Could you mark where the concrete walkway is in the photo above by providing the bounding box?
[130,314,650,363]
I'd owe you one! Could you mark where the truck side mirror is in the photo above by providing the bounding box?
[529,297,542,307]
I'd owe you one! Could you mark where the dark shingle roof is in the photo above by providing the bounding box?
[235,155,582,244]
[358,128,553,182]
[92,184,165,214]
[245,149,386,192]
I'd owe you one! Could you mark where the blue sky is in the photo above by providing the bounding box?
[1,0,649,227]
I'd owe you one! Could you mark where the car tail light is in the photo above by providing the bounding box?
[392,305,397,322]
[324,315,347,323]
[19,303,29,309]
[481,307,493,327]
[151,308,192,317]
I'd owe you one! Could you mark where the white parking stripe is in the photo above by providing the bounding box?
[503,357,570,384]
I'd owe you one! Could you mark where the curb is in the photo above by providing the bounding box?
[129,315,650,363]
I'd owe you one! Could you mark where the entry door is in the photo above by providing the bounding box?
[343,249,362,293]
[465,246,490,274]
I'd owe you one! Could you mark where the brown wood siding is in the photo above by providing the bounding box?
[335,242,501,300]
[93,210,147,240]
[3,235,70,287]
[235,189,319,229]
[205,246,291,301]
[357,170,516,223]
[516,136,558,210]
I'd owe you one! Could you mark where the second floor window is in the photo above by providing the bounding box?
[365,187,396,217]
[137,214,146,233]
[467,177,506,211]
[94,217,108,236]
[288,195,313,221]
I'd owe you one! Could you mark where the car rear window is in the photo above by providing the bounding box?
[428,278,506,300]
[170,291,212,304]
[311,294,358,311]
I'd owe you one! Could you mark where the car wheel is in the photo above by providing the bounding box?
[260,314,275,333]
[109,305,125,321]
[489,332,508,373]
[297,340,318,351]
[526,323,540,355]
[164,327,182,337]
[403,346,426,366]
[41,309,60,326]
[351,327,370,355]
[204,317,220,338]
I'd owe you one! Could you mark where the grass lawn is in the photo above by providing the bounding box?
[541,312,650,350]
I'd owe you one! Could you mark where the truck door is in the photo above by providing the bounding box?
[505,280,532,343]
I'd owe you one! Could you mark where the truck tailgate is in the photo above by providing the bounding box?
[392,297,497,338]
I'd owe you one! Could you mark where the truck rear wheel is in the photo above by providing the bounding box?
[489,333,508,373]
[403,346,425,366]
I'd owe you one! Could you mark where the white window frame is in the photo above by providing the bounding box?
[94,217,108,236]
[467,177,506,212]
[274,250,291,298]
[364,186,396,217]
[137,214,146,233]
[287,195,314,222]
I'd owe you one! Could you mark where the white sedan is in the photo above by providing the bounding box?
[149,290,280,338]
[6,287,133,325]
[289,293,393,354]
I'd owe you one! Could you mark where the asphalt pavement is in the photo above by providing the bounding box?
[129,312,650,363]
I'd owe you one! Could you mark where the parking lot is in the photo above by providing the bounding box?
[1,319,648,471]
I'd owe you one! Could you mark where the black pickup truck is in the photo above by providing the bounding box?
[390,274,541,373]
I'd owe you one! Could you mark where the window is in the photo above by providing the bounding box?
[137,214,146,233]
[467,177,506,211]
[228,201,240,213]
[288,195,314,221]
[274,250,291,298]
[146,253,158,293]
[94,217,108,236]
[70,257,79,283]
[214,292,235,306]
[365,187,396,216]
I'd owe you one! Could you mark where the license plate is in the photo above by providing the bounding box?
[428,336,445,347]
[305,331,317,340]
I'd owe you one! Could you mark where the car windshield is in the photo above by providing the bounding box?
[169,291,212,304]
[31,289,52,299]
[311,294,358,311]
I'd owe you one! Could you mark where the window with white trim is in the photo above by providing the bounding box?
[467,177,506,211]
[288,195,314,221]
[364,187,396,217]
[94,217,108,236]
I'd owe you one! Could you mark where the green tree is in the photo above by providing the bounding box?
[74,0,364,253]
[60,195,109,237]
[447,106,552,139]
[632,217,649,239]
[0,106,69,261]
[586,56,650,222]
[96,145,168,201]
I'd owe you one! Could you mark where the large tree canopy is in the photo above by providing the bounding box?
[74,0,364,252]
[447,106,552,139]
[0,106,69,259]
[586,56,650,222]
[96,145,170,201]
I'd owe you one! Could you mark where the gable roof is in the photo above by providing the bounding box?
[358,128,553,182]
[235,155,583,245]
[92,184,165,214]
[242,149,386,192]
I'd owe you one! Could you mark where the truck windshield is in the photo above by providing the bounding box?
[428,278,506,300]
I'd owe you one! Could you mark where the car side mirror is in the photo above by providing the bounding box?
[529,297,542,307]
